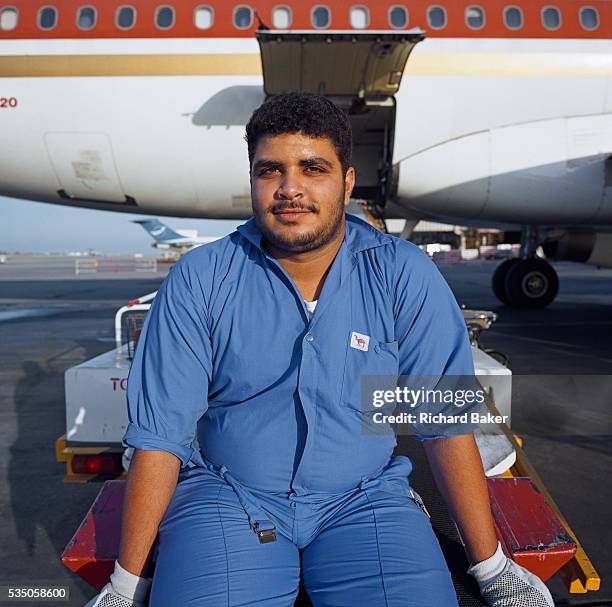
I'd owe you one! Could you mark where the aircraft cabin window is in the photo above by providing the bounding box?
[388,5,408,29]
[194,6,213,29]
[579,7,599,30]
[0,6,17,30]
[311,5,330,28]
[116,6,136,30]
[465,6,485,29]
[38,6,57,30]
[272,6,291,28]
[427,6,447,29]
[350,6,369,29]
[77,6,96,30]
[233,5,253,29]
[503,6,523,30]
[155,6,174,29]
[542,6,561,30]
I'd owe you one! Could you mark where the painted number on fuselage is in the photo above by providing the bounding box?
[0,97,18,108]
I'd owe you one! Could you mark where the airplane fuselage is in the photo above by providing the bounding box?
[1,1,611,229]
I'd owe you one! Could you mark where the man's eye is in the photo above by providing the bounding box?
[305,166,324,173]
[258,168,277,176]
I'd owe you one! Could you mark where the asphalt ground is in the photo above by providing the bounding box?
[0,254,610,606]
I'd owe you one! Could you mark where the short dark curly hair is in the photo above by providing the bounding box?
[245,92,352,175]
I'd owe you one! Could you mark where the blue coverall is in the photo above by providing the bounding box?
[123,214,476,606]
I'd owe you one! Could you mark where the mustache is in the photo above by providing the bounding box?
[270,202,318,214]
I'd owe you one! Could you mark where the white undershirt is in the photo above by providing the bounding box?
[304,299,318,320]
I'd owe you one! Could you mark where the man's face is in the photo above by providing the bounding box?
[250,132,355,254]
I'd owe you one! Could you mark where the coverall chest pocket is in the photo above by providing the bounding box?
[340,336,399,412]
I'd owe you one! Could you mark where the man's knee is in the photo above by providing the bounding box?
[301,486,457,606]
[150,479,301,606]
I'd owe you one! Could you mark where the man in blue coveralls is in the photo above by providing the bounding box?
[87,93,554,607]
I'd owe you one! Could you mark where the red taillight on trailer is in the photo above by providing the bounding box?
[56,434,127,482]
[72,453,122,476]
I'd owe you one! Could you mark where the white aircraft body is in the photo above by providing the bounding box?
[1,0,611,306]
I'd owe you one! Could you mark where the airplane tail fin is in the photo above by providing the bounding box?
[132,219,184,242]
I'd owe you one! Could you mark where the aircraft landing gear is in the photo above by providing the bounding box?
[492,227,559,308]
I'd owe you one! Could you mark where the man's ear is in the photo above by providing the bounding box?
[344,166,356,207]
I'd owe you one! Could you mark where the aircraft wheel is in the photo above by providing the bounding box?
[492,258,521,304]
[504,258,559,309]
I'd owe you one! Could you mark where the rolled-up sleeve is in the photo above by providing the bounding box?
[393,242,477,440]
[122,259,212,466]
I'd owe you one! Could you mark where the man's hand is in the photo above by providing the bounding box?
[83,449,178,606]
[468,541,554,607]
[84,560,152,607]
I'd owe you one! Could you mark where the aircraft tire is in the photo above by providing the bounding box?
[492,258,521,304]
[504,258,559,309]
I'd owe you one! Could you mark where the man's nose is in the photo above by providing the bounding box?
[277,169,304,200]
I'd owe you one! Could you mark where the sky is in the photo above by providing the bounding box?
[0,195,246,255]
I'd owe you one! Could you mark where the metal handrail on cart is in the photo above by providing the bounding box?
[461,307,510,368]
[114,291,157,353]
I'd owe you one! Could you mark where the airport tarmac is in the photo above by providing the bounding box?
[0,253,610,606]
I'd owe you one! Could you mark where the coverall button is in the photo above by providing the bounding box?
[305,333,314,342]
[374,344,381,353]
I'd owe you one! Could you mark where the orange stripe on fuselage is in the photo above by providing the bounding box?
[0,0,610,40]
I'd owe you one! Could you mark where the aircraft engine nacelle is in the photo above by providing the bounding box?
[542,230,612,269]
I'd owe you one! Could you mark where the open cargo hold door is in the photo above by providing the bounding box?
[256,30,425,205]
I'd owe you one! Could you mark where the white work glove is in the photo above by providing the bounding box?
[84,560,152,607]
[468,542,555,607]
